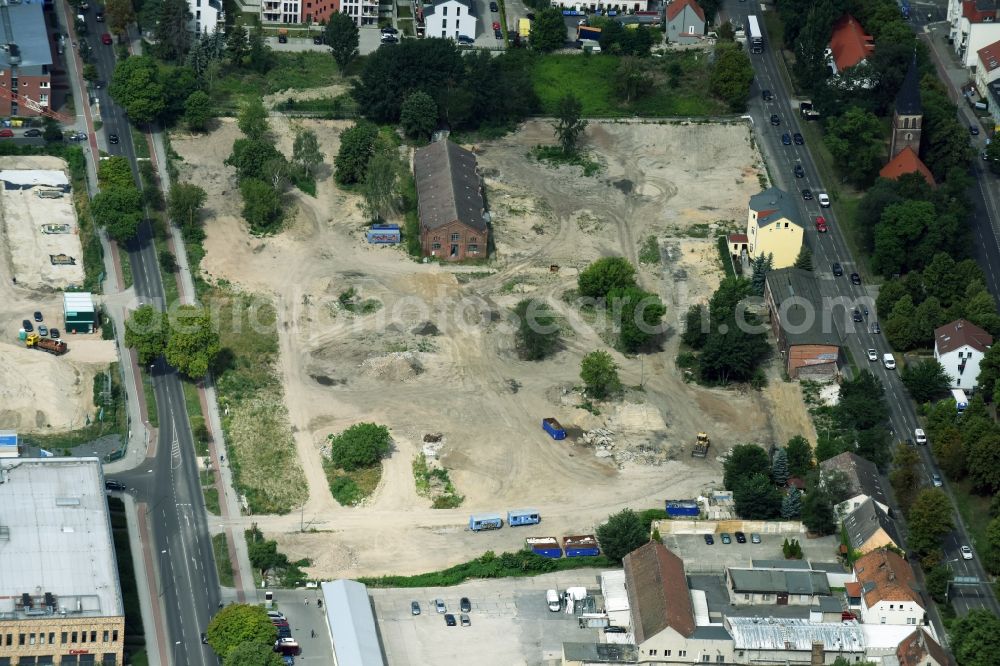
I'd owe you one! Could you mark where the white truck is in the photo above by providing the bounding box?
[951,388,968,412]
[883,353,896,369]
[546,589,561,612]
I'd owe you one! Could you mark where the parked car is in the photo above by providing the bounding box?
[832,263,844,277]
[769,114,780,126]
[69,132,88,141]
[703,534,714,545]
[0,128,13,138]
[457,34,474,44]
[273,638,300,656]
[380,33,398,43]
[801,188,813,200]
[932,473,943,487]
[105,479,126,491]
[33,311,43,322]
[410,601,420,615]
[460,597,471,613]
[381,26,399,34]
[818,193,831,207]
[970,125,980,136]
[793,164,805,178]
[435,599,446,613]
[914,428,927,445]
[95,10,104,21]
[962,545,974,560]
[460,614,471,626]
[101,33,112,45]
[815,216,827,232]
[23,128,42,137]
[494,28,503,39]
[781,132,791,145]
[604,626,627,634]
[22,319,33,332]
[793,132,804,145]
[751,533,761,544]
[735,531,747,544]
[720,533,732,544]
[277,33,288,43]
[313,34,325,44]
[850,272,861,285]
[50,328,60,339]
[201,632,208,644]
[492,21,500,30]
[490,0,499,10]
[38,324,48,336]
[444,613,457,626]
[867,349,878,362]
[267,611,286,621]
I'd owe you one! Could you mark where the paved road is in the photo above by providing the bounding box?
[78,8,223,665]
[729,0,1000,619]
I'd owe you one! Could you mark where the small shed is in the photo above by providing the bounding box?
[63,292,96,333]
[0,431,18,458]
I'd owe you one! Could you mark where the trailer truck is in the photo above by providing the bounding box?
[951,388,968,413]
[25,333,67,355]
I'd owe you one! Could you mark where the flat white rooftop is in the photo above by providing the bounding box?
[727,616,865,652]
[0,170,69,188]
[0,457,123,619]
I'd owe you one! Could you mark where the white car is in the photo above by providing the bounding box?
[883,353,896,369]
[818,193,830,207]
[932,473,943,487]
[962,545,974,560]
[867,349,878,362]
[914,428,927,445]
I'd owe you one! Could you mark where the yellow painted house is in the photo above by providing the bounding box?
[746,187,803,269]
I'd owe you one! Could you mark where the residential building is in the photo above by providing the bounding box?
[879,147,935,187]
[889,55,923,162]
[934,319,993,390]
[623,542,734,663]
[947,0,1000,68]
[851,550,925,626]
[665,0,705,46]
[414,140,488,262]
[424,0,477,41]
[988,79,1000,132]
[726,233,748,265]
[188,0,224,34]
[726,567,830,606]
[763,268,842,379]
[551,0,650,12]
[337,0,378,26]
[844,498,902,554]
[820,451,891,516]
[974,38,1000,97]
[261,0,302,23]
[726,617,865,665]
[320,580,386,666]
[897,627,952,666]
[0,457,125,666]
[827,14,875,74]
[0,0,52,117]
[746,187,803,269]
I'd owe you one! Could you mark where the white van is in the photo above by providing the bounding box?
[882,353,896,369]
[546,589,561,612]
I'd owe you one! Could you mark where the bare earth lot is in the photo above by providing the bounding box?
[174,118,816,578]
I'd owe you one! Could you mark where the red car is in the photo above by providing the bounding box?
[101,33,112,45]
[492,21,500,30]
[815,216,828,233]
[0,128,13,138]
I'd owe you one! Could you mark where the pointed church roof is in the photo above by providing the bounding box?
[880,147,935,187]
[895,54,922,116]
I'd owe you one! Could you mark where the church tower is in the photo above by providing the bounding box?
[889,55,922,160]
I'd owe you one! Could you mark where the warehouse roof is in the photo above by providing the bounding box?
[811,596,844,613]
[727,616,864,652]
[414,140,486,233]
[0,457,123,619]
[601,570,630,613]
[321,580,386,666]
[728,568,830,596]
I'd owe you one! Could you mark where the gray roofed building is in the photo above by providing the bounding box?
[727,568,830,605]
[821,451,891,515]
[895,54,922,116]
[751,559,813,570]
[0,1,52,74]
[748,186,801,229]
[321,580,386,666]
[690,625,731,641]
[764,268,843,348]
[845,498,902,554]
[726,616,865,653]
[413,140,488,261]
[812,596,844,613]
[562,642,638,663]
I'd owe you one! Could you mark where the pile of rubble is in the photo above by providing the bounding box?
[580,429,615,458]
[422,433,444,459]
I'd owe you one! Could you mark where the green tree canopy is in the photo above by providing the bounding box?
[709,42,754,111]
[781,487,802,518]
[98,156,134,190]
[165,305,220,378]
[577,257,637,299]
[124,305,167,365]
[823,106,884,187]
[400,91,439,140]
[531,7,568,52]
[334,121,379,185]
[901,359,951,403]
[734,472,782,519]
[222,641,283,666]
[681,304,708,349]
[329,423,392,471]
[907,488,954,555]
[723,443,770,491]
[949,609,1000,666]
[206,604,277,659]
[983,516,1000,575]
[238,98,270,141]
[152,0,192,62]
[608,285,666,353]
[169,182,207,239]
[580,350,622,400]
[595,508,647,563]
[92,186,144,242]
[800,486,837,535]
[292,128,323,179]
[553,93,587,155]
[889,443,921,516]
[362,141,402,222]
[326,11,360,71]
[110,55,166,124]
[771,448,789,486]
[514,299,560,361]
[226,138,284,183]
[105,0,136,37]
[785,435,814,477]
[240,178,283,234]
[184,91,213,132]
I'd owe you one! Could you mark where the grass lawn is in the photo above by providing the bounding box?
[210,53,342,113]
[118,247,133,289]
[323,462,383,506]
[142,371,159,428]
[212,533,235,587]
[203,487,221,516]
[532,52,727,117]
[180,379,210,457]
[952,479,991,554]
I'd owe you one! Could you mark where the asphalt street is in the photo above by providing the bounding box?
[74,7,223,664]
[728,0,1000,618]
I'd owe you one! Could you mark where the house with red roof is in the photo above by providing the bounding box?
[827,14,875,74]
[880,147,935,187]
[665,0,705,45]
[947,0,1000,67]
[934,319,993,390]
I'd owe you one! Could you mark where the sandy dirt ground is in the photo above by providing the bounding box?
[0,156,116,433]
[174,118,818,578]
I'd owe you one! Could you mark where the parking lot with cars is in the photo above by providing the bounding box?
[660,533,841,571]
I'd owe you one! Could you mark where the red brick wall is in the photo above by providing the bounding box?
[421,220,486,262]
[0,70,53,117]
[303,0,339,23]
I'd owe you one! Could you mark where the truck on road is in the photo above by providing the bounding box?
[25,332,67,355]
[951,388,968,413]
[518,18,531,38]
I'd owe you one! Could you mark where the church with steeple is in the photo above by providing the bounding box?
[880,55,935,187]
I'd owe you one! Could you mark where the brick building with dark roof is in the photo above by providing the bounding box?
[413,141,488,262]
[890,55,924,163]
[764,268,842,379]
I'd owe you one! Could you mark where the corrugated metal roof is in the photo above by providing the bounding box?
[320,580,386,666]
[727,616,865,651]
[63,292,95,313]
[600,570,630,613]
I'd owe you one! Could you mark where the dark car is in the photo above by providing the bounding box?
[460,597,471,613]
[495,28,503,39]
[490,1,498,10]
[871,321,881,334]
[201,632,208,644]
[96,11,104,21]
[109,133,119,144]
[852,309,863,323]
[381,26,399,34]
[313,34,325,44]
[793,132,804,145]
[444,613,457,626]
[277,626,292,638]
[24,128,42,137]
[604,626,628,634]
[277,33,288,43]
[411,601,420,615]
[21,319,33,332]
[526,11,535,19]
[793,164,805,178]
[704,534,715,545]
[906,438,915,447]
[970,125,980,136]
[457,34,474,44]
[832,263,844,277]
[380,34,399,44]
[761,89,773,101]
[721,533,732,544]
[105,479,126,491]
[50,328,60,339]
[801,188,813,200]
[94,80,105,89]
[33,311,43,322]
[781,132,791,145]
[735,531,747,544]
[769,114,780,126]
[38,324,48,337]
[850,272,861,285]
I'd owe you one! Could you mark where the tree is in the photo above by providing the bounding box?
[514,299,560,360]
[682,304,707,349]
[950,609,1000,666]
[169,182,207,238]
[553,93,587,156]
[328,423,392,471]
[184,91,213,132]
[42,117,62,143]
[226,138,284,183]
[608,286,666,353]
[240,179,283,233]
[785,436,813,477]
[824,106,885,187]
[205,604,277,659]
[580,350,622,400]
[334,121,379,185]
[165,305,220,378]
[966,430,1000,495]
[782,537,804,559]
[400,91,438,140]
[771,448,789,486]
[750,253,773,296]
[124,305,167,365]
[800,487,837,534]
[983,516,1000,575]
[889,443,921,515]
[577,257,636,299]
[531,7,568,52]
[615,57,651,103]
[595,509,647,563]
[226,22,250,65]
[873,200,938,277]
[247,26,274,73]
[246,538,287,577]
[698,316,770,384]
[793,246,813,271]
[781,487,802,518]
[362,142,401,222]
[987,139,1000,175]
[292,128,323,179]
[907,488,953,555]
[153,0,192,62]
[977,343,1000,397]
[105,0,136,37]
[734,473,782,519]
[98,156,134,190]
[238,98,270,141]
[900,359,951,403]
[109,56,166,124]
[709,42,754,111]
[326,12,360,71]
[92,186,143,241]
[222,642,283,666]
[723,444,771,491]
